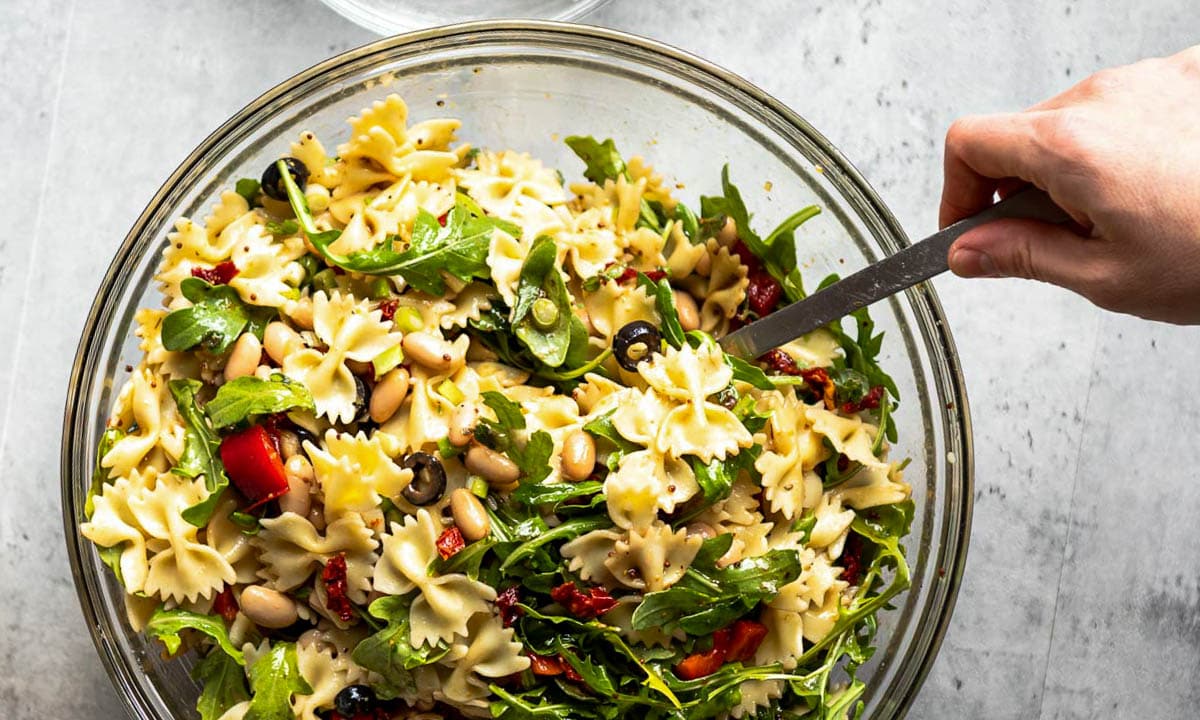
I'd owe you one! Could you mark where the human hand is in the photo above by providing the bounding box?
[940,45,1200,323]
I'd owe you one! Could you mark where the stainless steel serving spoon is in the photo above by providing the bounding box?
[718,188,1072,359]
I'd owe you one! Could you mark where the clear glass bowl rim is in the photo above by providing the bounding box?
[317,0,612,35]
[61,19,974,720]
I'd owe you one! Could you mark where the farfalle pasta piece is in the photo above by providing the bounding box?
[806,406,910,509]
[654,402,752,463]
[439,282,497,330]
[331,176,456,252]
[603,450,698,530]
[680,240,749,335]
[609,387,671,447]
[304,430,413,521]
[282,291,402,423]
[556,207,621,279]
[337,95,461,181]
[808,493,856,551]
[560,528,623,586]
[583,279,659,341]
[572,373,625,416]
[82,468,235,603]
[378,360,469,453]
[101,365,187,479]
[135,308,200,379]
[729,680,785,719]
[292,632,370,720]
[440,613,530,703]
[254,512,379,601]
[604,523,701,591]
[226,224,306,308]
[156,191,262,304]
[755,390,828,519]
[456,150,568,241]
[373,510,495,647]
[206,496,260,584]
[638,341,731,406]
[486,225,528,307]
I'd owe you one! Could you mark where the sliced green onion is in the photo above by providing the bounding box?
[372,345,404,379]
[469,476,489,498]
[393,306,424,333]
[311,268,338,294]
[438,379,465,405]
[531,297,559,330]
[368,277,392,300]
[437,436,463,459]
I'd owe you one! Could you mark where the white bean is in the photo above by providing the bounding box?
[224,333,262,382]
[278,456,312,517]
[263,321,302,364]
[240,586,298,629]
[449,488,491,541]
[402,331,463,373]
[717,216,739,246]
[465,444,521,486]
[561,430,596,482]
[685,521,716,540]
[369,368,410,424]
[673,290,701,332]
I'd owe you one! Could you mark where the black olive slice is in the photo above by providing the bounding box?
[613,320,663,371]
[261,157,310,201]
[401,452,447,506]
[334,684,377,716]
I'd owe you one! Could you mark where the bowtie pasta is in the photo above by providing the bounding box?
[81,93,913,720]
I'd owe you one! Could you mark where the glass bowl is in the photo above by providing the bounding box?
[62,20,972,720]
[318,0,610,34]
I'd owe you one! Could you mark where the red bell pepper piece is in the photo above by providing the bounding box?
[724,619,768,663]
[219,425,290,509]
[675,628,731,680]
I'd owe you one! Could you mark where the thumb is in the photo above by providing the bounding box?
[947,218,1103,290]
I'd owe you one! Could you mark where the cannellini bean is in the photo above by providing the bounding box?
[402,331,463,373]
[263,321,302,364]
[717,216,738,246]
[240,586,299,629]
[465,444,521,486]
[448,404,477,447]
[278,430,301,460]
[224,333,262,382]
[369,368,410,424]
[449,488,490,541]
[560,430,596,482]
[278,456,313,517]
[685,521,716,540]
[673,290,701,332]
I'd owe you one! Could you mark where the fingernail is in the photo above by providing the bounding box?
[950,248,1000,278]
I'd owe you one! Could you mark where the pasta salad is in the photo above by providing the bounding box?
[82,93,913,720]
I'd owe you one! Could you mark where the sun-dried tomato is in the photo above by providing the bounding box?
[191,261,239,285]
[840,385,885,415]
[747,271,783,317]
[528,653,564,676]
[378,298,399,322]
[643,269,667,282]
[322,554,355,623]
[213,586,238,624]
[799,366,837,410]
[840,533,864,586]
[724,620,768,663]
[437,211,449,227]
[731,240,761,273]
[612,266,638,284]
[496,586,523,628]
[436,526,466,560]
[561,659,583,683]
[674,627,731,680]
[549,582,619,619]
[760,348,801,376]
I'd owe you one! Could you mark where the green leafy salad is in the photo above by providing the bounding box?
[81,93,913,720]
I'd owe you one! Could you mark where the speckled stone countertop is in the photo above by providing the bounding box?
[2,1,1198,718]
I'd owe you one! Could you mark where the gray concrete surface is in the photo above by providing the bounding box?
[1,1,1198,718]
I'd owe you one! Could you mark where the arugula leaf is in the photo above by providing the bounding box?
[279,161,516,293]
[636,273,685,349]
[513,236,573,367]
[673,202,701,245]
[555,639,617,697]
[244,642,312,720]
[86,426,125,518]
[564,136,627,184]
[700,166,820,303]
[512,480,604,509]
[168,379,230,527]
[162,278,273,354]
[351,595,449,700]
[499,516,611,572]
[581,412,640,456]
[193,650,250,720]
[475,392,555,483]
[204,374,315,429]
[145,606,244,663]
[490,685,580,720]
[631,540,802,635]
[725,353,774,391]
